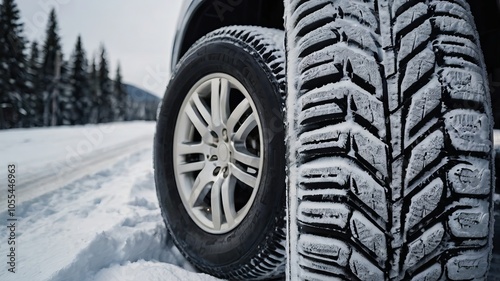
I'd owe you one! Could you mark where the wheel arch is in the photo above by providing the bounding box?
[171,0,284,72]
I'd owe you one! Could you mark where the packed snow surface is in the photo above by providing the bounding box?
[0,122,221,281]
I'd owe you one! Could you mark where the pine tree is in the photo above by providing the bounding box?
[114,63,126,121]
[58,58,74,126]
[40,8,63,126]
[88,56,99,123]
[98,46,113,123]
[26,41,41,127]
[70,35,89,125]
[0,0,28,129]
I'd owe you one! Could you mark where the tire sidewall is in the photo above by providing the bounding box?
[155,37,285,268]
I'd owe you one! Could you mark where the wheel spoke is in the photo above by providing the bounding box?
[211,79,221,127]
[211,177,224,230]
[185,101,209,137]
[233,148,260,169]
[192,93,212,127]
[230,163,257,188]
[211,79,230,127]
[188,167,212,207]
[234,114,257,142]
[177,142,205,156]
[178,160,205,174]
[227,99,250,133]
[221,177,236,226]
[220,78,230,124]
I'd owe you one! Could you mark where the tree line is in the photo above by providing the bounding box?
[0,0,158,130]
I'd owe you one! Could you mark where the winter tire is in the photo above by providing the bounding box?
[154,26,286,280]
[284,1,495,280]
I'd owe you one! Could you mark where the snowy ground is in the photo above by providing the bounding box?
[0,123,498,280]
[0,122,221,281]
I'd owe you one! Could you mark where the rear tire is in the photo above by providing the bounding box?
[284,1,495,280]
[154,26,286,280]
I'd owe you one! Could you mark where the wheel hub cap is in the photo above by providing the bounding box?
[173,73,264,234]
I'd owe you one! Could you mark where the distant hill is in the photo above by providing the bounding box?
[124,84,160,121]
[124,84,161,102]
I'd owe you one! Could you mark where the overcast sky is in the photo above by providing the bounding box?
[17,0,183,97]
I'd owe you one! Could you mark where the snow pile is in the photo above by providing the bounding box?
[0,122,221,281]
[89,261,219,281]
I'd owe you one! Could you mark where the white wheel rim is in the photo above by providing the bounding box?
[173,73,264,234]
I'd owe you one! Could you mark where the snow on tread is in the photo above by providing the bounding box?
[285,0,494,280]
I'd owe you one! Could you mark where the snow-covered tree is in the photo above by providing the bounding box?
[97,46,114,123]
[57,59,74,126]
[40,8,63,126]
[70,35,90,124]
[88,56,100,123]
[27,41,42,127]
[0,0,28,129]
[114,63,127,121]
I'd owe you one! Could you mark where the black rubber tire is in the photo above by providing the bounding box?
[154,26,286,280]
[284,1,495,280]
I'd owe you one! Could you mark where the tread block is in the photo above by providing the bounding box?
[353,129,388,177]
[432,16,474,40]
[448,199,489,239]
[444,110,491,153]
[431,1,474,26]
[291,0,330,28]
[298,201,349,228]
[404,82,441,142]
[299,124,350,156]
[300,45,382,96]
[295,4,336,38]
[351,172,389,222]
[333,19,381,56]
[338,1,379,31]
[397,20,432,64]
[410,263,442,281]
[298,234,351,267]
[446,251,489,280]
[440,68,487,104]
[300,103,344,125]
[433,40,480,67]
[404,223,445,269]
[448,157,491,196]
[352,87,386,138]
[299,122,388,177]
[350,211,387,260]
[405,130,444,187]
[400,48,436,97]
[299,81,350,110]
[297,23,341,58]
[350,250,384,281]
[300,158,389,221]
[405,178,444,231]
[393,3,429,36]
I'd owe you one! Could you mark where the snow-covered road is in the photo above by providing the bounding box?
[0,122,221,281]
[0,123,498,280]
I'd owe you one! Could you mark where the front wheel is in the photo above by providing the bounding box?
[154,26,287,280]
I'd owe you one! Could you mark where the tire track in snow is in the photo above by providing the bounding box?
[11,134,153,208]
[0,145,217,281]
